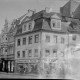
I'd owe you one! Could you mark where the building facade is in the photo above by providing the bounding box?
[14,8,71,74]
[0,0,80,75]
[0,19,18,72]
[7,19,18,72]
[0,19,9,72]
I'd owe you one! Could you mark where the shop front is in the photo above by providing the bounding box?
[8,60,14,73]
[0,59,3,71]
[0,58,8,72]
[16,59,39,74]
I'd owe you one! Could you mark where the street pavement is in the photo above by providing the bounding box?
[0,72,39,79]
[0,72,76,79]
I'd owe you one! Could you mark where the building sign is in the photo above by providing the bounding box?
[16,59,39,63]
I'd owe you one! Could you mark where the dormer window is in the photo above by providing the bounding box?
[52,23,56,27]
[28,23,32,30]
[23,24,26,31]
[51,19,61,30]
[51,14,61,30]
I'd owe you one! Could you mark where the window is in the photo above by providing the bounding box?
[46,35,50,42]
[17,39,20,46]
[72,35,76,41]
[53,49,57,57]
[45,49,50,57]
[61,37,65,44]
[28,50,32,57]
[28,23,32,30]
[35,34,39,43]
[5,49,7,52]
[28,36,32,44]
[54,35,57,43]
[17,51,20,58]
[22,51,25,58]
[52,22,56,27]
[6,38,7,40]
[23,38,26,45]
[56,21,61,28]
[34,49,38,57]
[51,20,61,29]
[23,24,26,31]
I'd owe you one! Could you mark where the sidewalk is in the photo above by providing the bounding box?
[0,72,39,76]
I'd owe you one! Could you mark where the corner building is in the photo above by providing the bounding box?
[14,9,69,74]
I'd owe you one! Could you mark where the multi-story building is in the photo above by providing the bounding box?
[7,19,18,72]
[0,19,18,72]
[0,10,31,72]
[0,19,9,72]
[14,7,71,74]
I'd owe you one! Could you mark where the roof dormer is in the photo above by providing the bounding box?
[22,20,35,33]
[50,14,61,30]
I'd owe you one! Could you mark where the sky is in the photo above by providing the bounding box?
[0,0,72,33]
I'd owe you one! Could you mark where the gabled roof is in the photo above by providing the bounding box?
[31,10,61,20]
[15,10,68,36]
[67,21,80,33]
[73,4,80,19]
[60,0,80,18]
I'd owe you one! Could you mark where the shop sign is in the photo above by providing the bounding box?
[16,59,39,63]
[16,60,30,63]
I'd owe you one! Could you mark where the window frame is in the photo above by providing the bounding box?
[17,51,20,58]
[17,39,20,46]
[28,22,32,30]
[28,36,32,44]
[23,24,26,31]
[61,37,65,44]
[46,35,50,42]
[35,34,39,43]
[28,49,32,57]
[34,49,38,57]
[51,19,61,30]
[45,49,50,57]
[53,35,57,43]
[22,51,25,58]
[53,49,57,57]
[23,37,26,45]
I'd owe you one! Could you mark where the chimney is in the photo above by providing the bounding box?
[45,7,53,13]
[27,9,35,17]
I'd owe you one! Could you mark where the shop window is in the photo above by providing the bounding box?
[17,51,20,58]
[22,51,25,58]
[28,36,32,44]
[28,50,32,57]
[46,35,50,42]
[23,37,26,45]
[34,49,38,57]
[17,39,20,46]
[35,34,39,43]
